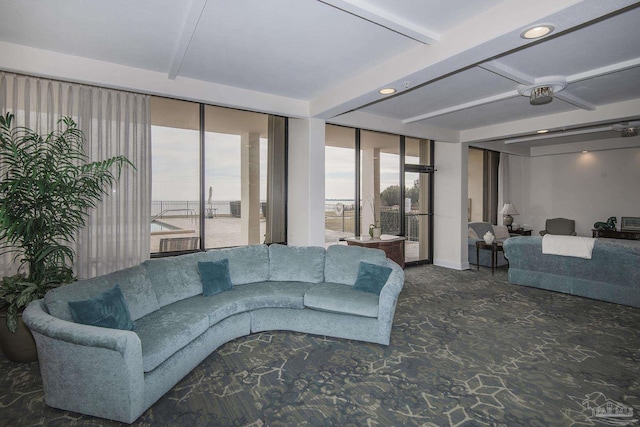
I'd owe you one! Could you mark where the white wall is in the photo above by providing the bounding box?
[434,141,468,270]
[509,147,640,236]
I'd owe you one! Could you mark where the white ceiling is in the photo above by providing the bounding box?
[1,0,639,153]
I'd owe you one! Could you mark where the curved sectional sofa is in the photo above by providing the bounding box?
[23,243,404,423]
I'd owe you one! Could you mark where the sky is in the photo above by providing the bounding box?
[325,146,419,200]
[152,125,418,202]
[151,125,267,201]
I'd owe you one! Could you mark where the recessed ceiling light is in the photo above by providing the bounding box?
[537,129,549,134]
[582,150,589,154]
[379,88,396,95]
[520,25,555,39]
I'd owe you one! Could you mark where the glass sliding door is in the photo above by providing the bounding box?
[405,138,433,264]
[325,125,356,244]
[149,97,201,254]
[361,130,400,237]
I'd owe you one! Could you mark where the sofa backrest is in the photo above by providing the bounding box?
[44,265,160,322]
[324,244,387,285]
[201,244,270,285]
[144,251,210,307]
[144,245,271,306]
[268,244,325,283]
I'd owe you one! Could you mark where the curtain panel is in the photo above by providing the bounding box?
[0,72,151,279]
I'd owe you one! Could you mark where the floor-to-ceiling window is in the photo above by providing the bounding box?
[150,97,286,255]
[325,125,356,243]
[361,130,400,236]
[324,125,434,265]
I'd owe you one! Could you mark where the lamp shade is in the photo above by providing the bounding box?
[500,203,519,216]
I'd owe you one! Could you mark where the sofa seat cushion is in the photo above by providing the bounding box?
[268,244,325,283]
[135,309,209,372]
[304,283,379,318]
[166,281,316,326]
[44,265,160,322]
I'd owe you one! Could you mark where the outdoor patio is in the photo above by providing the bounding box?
[151,216,421,263]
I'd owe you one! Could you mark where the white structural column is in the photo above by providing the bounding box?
[287,118,326,246]
[433,141,468,270]
[241,132,261,245]
[361,147,380,234]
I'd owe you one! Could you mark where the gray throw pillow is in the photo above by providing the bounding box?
[68,285,135,331]
[352,262,392,295]
[198,259,233,296]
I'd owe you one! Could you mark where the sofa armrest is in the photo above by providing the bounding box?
[22,299,145,423]
[377,259,404,324]
[23,299,141,357]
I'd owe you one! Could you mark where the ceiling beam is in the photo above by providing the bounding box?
[317,0,439,44]
[567,56,640,83]
[310,0,639,120]
[479,61,534,85]
[459,98,640,143]
[504,126,613,144]
[168,0,208,80]
[403,90,520,123]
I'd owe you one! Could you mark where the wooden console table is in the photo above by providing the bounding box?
[592,229,640,240]
[345,235,406,269]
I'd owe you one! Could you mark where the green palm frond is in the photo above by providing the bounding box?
[0,112,135,332]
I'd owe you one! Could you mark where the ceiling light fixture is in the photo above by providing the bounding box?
[620,127,639,137]
[518,81,565,106]
[379,88,396,95]
[537,129,549,134]
[520,25,555,39]
[530,86,554,105]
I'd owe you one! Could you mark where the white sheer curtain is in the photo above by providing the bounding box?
[0,72,150,279]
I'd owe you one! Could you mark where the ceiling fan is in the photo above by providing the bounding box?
[612,121,640,137]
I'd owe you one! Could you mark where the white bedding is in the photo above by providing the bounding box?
[541,234,596,259]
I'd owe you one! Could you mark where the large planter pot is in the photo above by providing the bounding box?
[0,310,38,363]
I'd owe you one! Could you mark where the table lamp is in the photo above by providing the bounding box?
[500,203,519,231]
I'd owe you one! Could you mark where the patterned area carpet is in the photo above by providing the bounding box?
[2,264,639,426]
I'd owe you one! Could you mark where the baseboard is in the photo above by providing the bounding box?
[433,259,469,270]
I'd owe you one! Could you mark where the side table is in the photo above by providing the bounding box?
[509,228,532,236]
[345,235,406,269]
[475,240,504,275]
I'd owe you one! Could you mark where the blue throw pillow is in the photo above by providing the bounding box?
[198,259,233,296]
[68,285,135,331]
[352,261,392,295]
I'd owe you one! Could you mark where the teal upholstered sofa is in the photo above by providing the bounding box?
[503,236,640,308]
[23,244,404,423]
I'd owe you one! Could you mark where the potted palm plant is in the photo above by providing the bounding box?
[0,112,133,362]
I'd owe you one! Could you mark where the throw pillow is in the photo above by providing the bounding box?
[352,261,392,295]
[468,227,479,239]
[68,285,135,331]
[493,225,511,240]
[198,259,233,296]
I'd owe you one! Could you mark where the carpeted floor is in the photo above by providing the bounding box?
[1,264,639,426]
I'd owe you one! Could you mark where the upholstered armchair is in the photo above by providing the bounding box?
[539,218,577,236]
